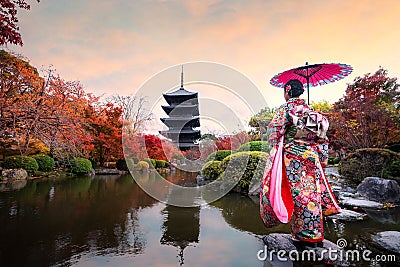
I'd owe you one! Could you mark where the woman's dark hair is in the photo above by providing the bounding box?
[284,79,304,98]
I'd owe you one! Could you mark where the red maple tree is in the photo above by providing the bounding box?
[0,0,39,46]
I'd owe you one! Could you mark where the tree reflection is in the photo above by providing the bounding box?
[0,174,157,266]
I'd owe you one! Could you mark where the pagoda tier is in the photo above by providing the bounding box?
[159,130,201,141]
[160,67,200,151]
[161,105,199,117]
[163,88,198,106]
[160,117,200,128]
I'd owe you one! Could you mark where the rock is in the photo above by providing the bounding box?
[94,168,120,175]
[357,177,400,203]
[1,169,28,180]
[88,168,96,176]
[326,209,367,222]
[0,180,27,192]
[262,233,349,266]
[196,174,205,186]
[325,166,340,177]
[364,207,400,224]
[249,180,262,196]
[263,233,297,252]
[371,231,400,254]
[342,186,356,194]
[339,196,384,209]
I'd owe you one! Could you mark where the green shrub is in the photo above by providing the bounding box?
[328,157,341,165]
[220,151,268,193]
[201,160,223,180]
[155,159,167,168]
[34,155,55,172]
[3,155,39,174]
[339,148,400,184]
[136,161,150,171]
[164,161,171,168]
[143,158,156,168]
[236,141,270,153]
[69,158,92,174]
[383,160,400,178]
[205,150,232,162]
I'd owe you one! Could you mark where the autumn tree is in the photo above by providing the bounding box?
[248,107,276,140]
[0,0,39,46]
[0,50,97,158]
[107,94,152,136]
[328,68,400,151]
[0,50,44,155]
[83,102,123,166]
[311,100,333,113]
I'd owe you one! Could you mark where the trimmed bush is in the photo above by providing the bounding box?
[34,155,55,172]
[205,150,232,162]
[220,151,268,193]
[155,159,167,168]
[339,148,400,184]
[201,160,223,180]
[164,161,171,168]
[136,161,150,171]
[69,158,92,174]
[3,155,39,174]
[383,160,400,178]
[143,158,156,168]
[236,141,270,153]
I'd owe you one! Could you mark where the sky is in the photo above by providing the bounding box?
[3,0,400,134]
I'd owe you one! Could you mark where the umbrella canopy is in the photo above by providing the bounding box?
[270,62,353,104]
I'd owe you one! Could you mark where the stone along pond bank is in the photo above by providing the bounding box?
[261,167,400,266]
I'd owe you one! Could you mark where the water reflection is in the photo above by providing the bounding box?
[0,175,157,266]
[0,173,399,267]
[210,194,289,235]
[160,170,201,265]
[160,206,200,265]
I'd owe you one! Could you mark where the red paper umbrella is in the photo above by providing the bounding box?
[270,62,353,104]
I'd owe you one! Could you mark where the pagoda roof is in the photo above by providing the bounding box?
[175,143,199,148]
[160,117,199,122]
[161,105,199,116]
[160,129,201,135]
[160,117,200,128]
[163,87,197,97]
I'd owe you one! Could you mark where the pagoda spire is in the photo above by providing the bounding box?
[180,65,184,89]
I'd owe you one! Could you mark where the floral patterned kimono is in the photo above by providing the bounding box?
[260,97,341,242]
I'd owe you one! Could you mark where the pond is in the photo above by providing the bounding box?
[0,171,399,267]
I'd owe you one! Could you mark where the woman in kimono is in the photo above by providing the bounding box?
[260,79,341,244]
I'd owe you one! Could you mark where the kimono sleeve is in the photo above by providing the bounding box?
[266,105,290,147]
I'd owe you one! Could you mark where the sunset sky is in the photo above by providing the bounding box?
[4,0,400,134]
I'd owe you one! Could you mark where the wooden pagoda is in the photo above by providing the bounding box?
[159,67,200,150]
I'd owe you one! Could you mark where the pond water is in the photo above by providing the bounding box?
[0,171,399,267]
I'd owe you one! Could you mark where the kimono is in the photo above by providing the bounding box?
[260,97,341,242]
